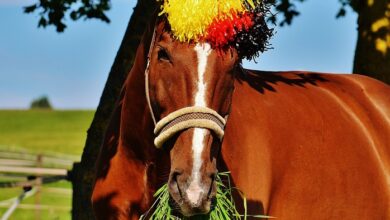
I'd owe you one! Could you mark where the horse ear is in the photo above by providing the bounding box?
[155,18,167,40]
[121,10,159,86]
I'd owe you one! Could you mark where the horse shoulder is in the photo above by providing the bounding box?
[222,71,390,219]
[92,88,152,220]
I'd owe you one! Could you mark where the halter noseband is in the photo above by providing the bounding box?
[144,27,227,148]
[153,107,226,148]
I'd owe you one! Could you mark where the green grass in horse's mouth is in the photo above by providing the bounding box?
[140,172,274,220]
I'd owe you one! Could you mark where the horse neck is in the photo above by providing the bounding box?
[119,42,155,161]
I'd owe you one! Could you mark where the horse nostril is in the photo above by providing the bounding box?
[207,173,217,198]
[170,170,184,198]
[171,170,182,183]
[208,172,217,184]
[209,172,217,180]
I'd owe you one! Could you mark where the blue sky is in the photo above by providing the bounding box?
[0,0,357,109]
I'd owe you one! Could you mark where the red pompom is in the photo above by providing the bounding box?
[205,12,254,48]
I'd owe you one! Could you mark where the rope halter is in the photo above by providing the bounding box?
[153,106,226,148]
[145,27,227,148]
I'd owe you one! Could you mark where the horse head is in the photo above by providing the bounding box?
[145,20,239,216]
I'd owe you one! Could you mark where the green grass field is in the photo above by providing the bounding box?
[0,110,94,157]
[0,110,94,220]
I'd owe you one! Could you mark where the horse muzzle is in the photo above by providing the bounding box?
[168,169,217,217]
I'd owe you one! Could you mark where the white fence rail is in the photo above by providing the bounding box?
[0,149,73,220]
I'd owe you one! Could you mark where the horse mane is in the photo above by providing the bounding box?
[237,68,329,94]
[94,11,161,180]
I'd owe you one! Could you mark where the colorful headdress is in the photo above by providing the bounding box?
[157,0,273,60]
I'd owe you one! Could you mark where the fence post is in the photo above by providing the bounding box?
[35,154,42,220]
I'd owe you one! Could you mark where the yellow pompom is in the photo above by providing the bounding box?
[159,0,252,42]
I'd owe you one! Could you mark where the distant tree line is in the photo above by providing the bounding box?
[30,96,52,109]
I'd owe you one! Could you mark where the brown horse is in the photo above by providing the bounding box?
[91,17,390,219]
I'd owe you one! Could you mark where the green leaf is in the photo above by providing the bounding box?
[24,4,37,13]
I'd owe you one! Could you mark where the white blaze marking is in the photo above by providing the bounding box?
[186,43,211,205]
[194,43,210,107]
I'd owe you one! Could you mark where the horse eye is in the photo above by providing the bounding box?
[157,48,170,62]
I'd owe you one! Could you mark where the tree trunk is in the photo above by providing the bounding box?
[70,1,157,219]
[352,0,390,84]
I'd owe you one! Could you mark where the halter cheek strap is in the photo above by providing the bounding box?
[144,27,227,148]
[145,26,157,125]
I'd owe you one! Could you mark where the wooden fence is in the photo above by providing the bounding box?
[0,150,73,220]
